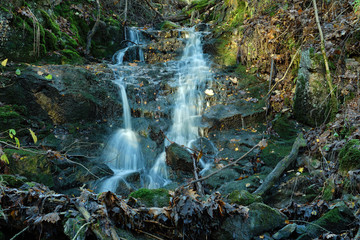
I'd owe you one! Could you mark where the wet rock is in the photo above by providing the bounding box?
[204,168,239,189]
[211,202,287,240]
[272,223,297,239]
[218,175,266,195]
[165,143,193,172]
[203,103,265,131]
[293,48,331,126]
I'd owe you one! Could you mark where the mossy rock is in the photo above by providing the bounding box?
[228,190,262,205]
[0,174,27,188]
[129,188,170,207]
[338,139,360,172]
[272,113,297,140]
[40,9,61,35]
[5,149,54,188]
[0,105,25,132]
[61,49,83,64]
[301,204,354,238]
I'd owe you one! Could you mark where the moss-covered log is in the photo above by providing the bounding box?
[254,134,307,196]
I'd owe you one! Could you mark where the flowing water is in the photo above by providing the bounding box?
[98,26,214,192]
[148,28,213,188]
[97,28,145,193]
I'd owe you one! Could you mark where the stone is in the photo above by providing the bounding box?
[204,168,240,190]
[228,190,262,206]
[218,175,266,195]
[272,223,297,239]
[298,203,354,239]
[211,202,287,240]
[293,48,331,126]
[165,143,193,172]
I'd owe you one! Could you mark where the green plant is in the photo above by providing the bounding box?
[354,0,360,12]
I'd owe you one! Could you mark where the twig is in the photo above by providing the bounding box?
[0,140,45,154]
[10,226,29,240]
[265,47,301,98]
[143,220,175,229]
[72,222,91,240]
[189,143,260,185]
[142,0,164,20]
[135,229,164,240]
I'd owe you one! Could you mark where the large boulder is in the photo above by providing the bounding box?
[293,48,331,126]
[212,202,287,240]
[165,143,193,172]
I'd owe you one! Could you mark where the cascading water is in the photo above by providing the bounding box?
[148,28,213,188]
[97,27,145,193]
[98,26,214,192]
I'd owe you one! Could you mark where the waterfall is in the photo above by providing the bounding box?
[98,26,213,192]
[148,27,212,188]
[97,27,145,193]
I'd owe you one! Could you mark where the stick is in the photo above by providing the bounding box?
[72,222,91,240]
[254,134,306,196]
[265,47,301,97]
[10,226,29,240]
[312,0,335,98]
[192,155,204,196]
[189,143,260,185]
[86,0,101,55]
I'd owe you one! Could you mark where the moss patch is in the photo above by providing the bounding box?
[5,148,54,187]
[228,190,262,205]
[0,105,25,132]
[338,139,360,172]
[129,188,170,207]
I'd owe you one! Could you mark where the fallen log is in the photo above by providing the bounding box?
[254,134,307,196]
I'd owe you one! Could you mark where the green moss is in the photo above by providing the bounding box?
[261,138,295,167]
[272,113,297,140]
[61,49,83,64]
[160,20,180,30]
[228,190,262,205]
[338,139,360,172]
[0,105,24,132]
[0,174,27,188]
[5,148,54,187]
[40,9,60,35]
[44,29,58,50]
[322,178,335,201]
[129,188,170,207]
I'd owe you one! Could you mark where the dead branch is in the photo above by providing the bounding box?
[254,134,307,196]
[86,0,101,55]
[189,143,260,185]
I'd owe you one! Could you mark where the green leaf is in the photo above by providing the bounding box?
[28,128,38,144]
[45,74,53,80]
[1,154,9,164]
[15,69,21,75]
[9,129,16,139]
[15,137,20,148]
